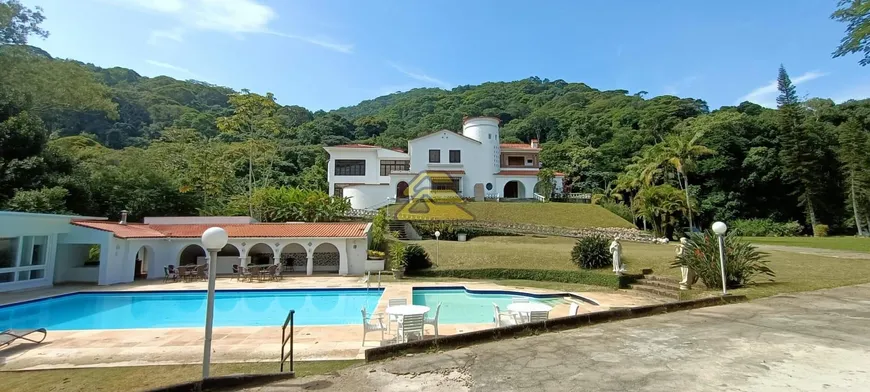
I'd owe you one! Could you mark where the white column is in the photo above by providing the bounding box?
[337,241,348,276]
[306,251,314,276]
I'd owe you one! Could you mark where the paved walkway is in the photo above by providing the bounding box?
[754,244,870,260]
[247,283,870,392]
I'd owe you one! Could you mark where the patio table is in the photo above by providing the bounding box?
[385,304,430,317]
[246,265,269,281]
[507,302,552,322]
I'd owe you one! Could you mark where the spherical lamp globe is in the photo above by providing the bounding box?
[201,227,228,250]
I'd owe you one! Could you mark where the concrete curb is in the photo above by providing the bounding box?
[364,295,746,362]
[146,372,295,392]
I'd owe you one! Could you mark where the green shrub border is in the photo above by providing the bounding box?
[407,268,641,289]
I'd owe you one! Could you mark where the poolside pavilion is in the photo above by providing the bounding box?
[0,211,375,293]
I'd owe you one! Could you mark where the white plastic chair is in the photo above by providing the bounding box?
[493,303,518,327]
[387,298,407,333]
[568,302,580,316]
[528,310,549,323]
[361,308,386,346]
[397,314,424,343]
[424,302,441,337]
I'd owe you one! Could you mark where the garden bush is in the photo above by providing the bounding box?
[406,268,629,288]
[411,222,517,240]
[730,219,802,237]
[672,231,774,289]
[367,250,385,259]
[402,244,432,272]
[570,234,611,269]
[813,224,829,237]
[370,209,389,251]
[599,201,634,224]
[387,242,406,270]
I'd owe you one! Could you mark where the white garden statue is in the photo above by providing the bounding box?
[610,237,625,275]
[676,237,697,290]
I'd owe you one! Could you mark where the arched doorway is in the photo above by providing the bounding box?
[178,244,206,266]
[280,243,307,273]
[396,181,409,199]
[504,180,525,199]
[248,243,273,265]
[313,243,340,274]
[216,243,241,275]
[133,245,154,280]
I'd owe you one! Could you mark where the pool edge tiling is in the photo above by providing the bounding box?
[0,287,384,330]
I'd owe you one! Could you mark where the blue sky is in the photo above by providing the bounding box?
[22,0,870,111]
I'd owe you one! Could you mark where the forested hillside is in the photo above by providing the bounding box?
[2,0,870,237]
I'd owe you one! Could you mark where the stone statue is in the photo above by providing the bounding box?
[609,237,625,275]
[676,237,697,290]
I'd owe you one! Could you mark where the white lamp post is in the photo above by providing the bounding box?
[200,227,228,379]
[711,221,728,296]
[434,230,441,265]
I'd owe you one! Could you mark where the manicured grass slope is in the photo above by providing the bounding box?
[413,236,870,299]
[390,201,634,229]
[2,360,361,392]
[749,236,870,253]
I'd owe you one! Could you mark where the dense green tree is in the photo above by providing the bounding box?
[776,65,829,234]
[216,90,281,215]
[0,0,47,45]
[837,118,870,234]
[832,0,870,66]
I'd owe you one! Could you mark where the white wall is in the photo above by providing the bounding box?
[344,237,369,275]
[343,184,393,209]
[495,176,539,198]
[325,148,379,195]
[408,131,495,198]
[0,212,77,292]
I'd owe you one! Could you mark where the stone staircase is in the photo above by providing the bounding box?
[630,274,682,300]
[389,221,408,240]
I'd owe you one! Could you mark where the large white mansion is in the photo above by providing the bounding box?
[325,116,564,210]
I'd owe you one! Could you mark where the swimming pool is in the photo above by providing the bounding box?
[412,287,567,324]
[0,288,383,330]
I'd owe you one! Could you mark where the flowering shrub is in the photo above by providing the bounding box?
[672,231,774,289]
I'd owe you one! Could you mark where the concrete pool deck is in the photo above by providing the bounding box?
[0,277,663,370]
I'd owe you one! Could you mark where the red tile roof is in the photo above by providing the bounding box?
[71,221,369,239]
[500,143,539,150]
[495,170,565,176]
[330,144,405,153]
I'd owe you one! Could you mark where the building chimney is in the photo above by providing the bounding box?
[530,139,539,148]
[120,210,128,225]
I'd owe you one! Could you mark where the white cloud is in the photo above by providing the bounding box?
[114,0,352,53]
[265,31,353,54]
[146,59,200,78]
[148,27,185,45]
[387,62,450,88]
[736,71,828,107]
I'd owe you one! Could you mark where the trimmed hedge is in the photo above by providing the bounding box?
[411,222,518,240]
[407,268,636,289]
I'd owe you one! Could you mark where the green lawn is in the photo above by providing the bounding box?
[411,236,679,278]
[748,236,870,253]
[389,201,634,229]
[411,235,870,300]
[2,360,361,392]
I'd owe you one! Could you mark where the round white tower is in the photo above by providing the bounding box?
[462,116,501,193]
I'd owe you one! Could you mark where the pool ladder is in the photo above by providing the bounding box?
[364,271,382,291]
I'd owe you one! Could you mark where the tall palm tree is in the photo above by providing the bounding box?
[642,129,714,231]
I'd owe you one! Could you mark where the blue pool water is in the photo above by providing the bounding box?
[412,287,565,324]
[0,289,383,330]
